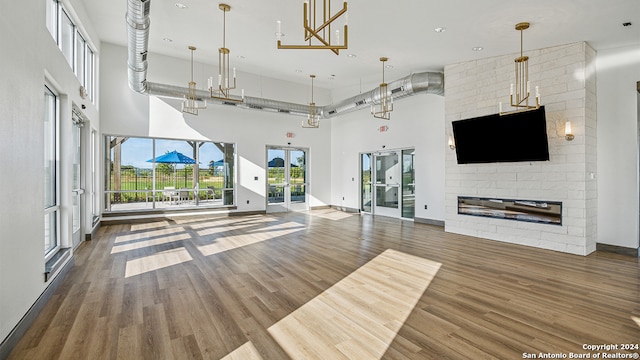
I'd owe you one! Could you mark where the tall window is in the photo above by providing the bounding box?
[60,9,75,69]
[45,0,58,41]
[86,48,94,101]
[76,34,86,86]
[45,0,96,102]
[44,86,60,257]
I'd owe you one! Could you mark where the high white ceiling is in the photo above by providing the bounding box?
[81,0,639,90]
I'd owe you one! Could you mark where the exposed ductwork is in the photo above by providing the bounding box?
[125,0,444,119]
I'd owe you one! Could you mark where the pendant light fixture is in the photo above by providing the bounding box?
[182,46,207,115]
[208,3,244,102]
[277,0,348,55]
[499,22,540,115]
[303,74,321,128]
[371,57,393,120]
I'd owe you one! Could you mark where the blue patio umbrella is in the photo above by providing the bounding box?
[147,150,196,165]
[147,150,197,186]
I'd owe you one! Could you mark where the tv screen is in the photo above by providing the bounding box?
[452,106,549,164]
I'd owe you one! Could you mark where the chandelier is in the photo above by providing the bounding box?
[302,75,321,128]
[371,57,393,120]
[277,0,348,55]
[208,3,243,102]
[499,22,540,115]
[182,46,207,115]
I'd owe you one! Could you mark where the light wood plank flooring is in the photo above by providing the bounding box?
[8,209,640,359]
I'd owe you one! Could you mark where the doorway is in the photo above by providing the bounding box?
[361,148,415,219]
[266,147,308,213]
[71,112,84,248]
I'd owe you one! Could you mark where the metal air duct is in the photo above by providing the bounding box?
[125,0,444,118]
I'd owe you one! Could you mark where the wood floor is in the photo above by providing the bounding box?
[8,209,640,359]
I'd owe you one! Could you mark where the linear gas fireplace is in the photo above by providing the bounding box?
[458,196,562,225]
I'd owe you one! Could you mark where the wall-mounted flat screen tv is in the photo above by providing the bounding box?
[452,106,549,164]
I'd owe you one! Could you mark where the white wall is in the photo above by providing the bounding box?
[330,93,446,221]
[0,0,100,343]
[596,44,640,250]
[100,43,333,211]
[444,42,598,255]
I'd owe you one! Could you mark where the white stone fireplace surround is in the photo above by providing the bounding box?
[444,42,597,255]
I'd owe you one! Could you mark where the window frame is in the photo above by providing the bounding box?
[59,7,75,70]
[45,0,58,42]
[103,135,238,213]
[44,85,61,260]
[47,0,97,103]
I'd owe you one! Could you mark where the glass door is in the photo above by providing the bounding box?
[374,151,401,218]
[72,121,84,248]
[361,153,372,213]
[402,149,416,219]
[267,147,308,213]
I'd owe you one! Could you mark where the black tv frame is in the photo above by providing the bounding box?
[452,106,550,164]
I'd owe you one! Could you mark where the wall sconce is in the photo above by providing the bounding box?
[448,135,456,150]
[565,121,574,141]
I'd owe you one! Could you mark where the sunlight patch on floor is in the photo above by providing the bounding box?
[221,341,264,360]
[111,232,191,254]
[130,221,171,231]
[197,222,305,256]
[114,227,185,244]
[268,249,441,359]
[633,316,640,328]
[193,217,277,236]
[310,209,355,221]
[124,247,193,278]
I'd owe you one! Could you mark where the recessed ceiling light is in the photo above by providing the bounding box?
[163,37,173,43]
[295,69,303,73]
[329,74,336,80]
[237,55,245,60]
[175,3,188,9]
[472,46,484,51]
[347,53,357,58]
[385,65,394,70]
[434,27,446,33]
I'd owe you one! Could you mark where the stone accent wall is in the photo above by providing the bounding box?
[444,42,597,255]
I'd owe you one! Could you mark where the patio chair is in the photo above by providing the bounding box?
[178,190,190,204]
[206,186,216,200]
[162,186,179,204]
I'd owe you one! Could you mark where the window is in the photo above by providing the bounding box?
[76,33,86,86]
[86,48,94,101]
[104,136,236,212]
[45,0,58,41]
[45,0,96,102]
[60,8,75,69]
[44,86,60,258]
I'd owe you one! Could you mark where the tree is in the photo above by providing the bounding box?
[158,162,175,175]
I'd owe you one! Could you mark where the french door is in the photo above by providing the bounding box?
[267,147,308,213]
[361,148,415,219]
